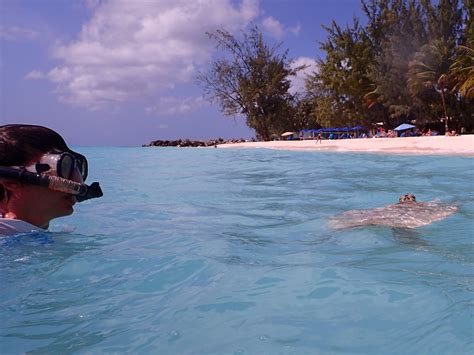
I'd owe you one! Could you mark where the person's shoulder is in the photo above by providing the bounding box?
[0,218,45,237]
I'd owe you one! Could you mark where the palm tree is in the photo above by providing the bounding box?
[407,39,454,132]
[450,39,474,99]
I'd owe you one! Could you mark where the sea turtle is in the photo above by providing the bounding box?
[329,194,458,229]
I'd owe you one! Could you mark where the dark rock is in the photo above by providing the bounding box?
[143,138,249,147]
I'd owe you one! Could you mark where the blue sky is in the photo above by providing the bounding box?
[1,0,363,146]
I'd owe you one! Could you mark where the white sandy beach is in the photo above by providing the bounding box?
[219,135,474,156]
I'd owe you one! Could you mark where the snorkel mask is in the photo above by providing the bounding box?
[0,152,103,202]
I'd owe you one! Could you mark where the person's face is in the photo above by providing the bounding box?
[5,154,84,228]
[12,184,77,227]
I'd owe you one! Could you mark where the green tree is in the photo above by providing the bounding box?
[450,0,474,100]
[450,39,474,99]
[425,0,463,43]
[306,19,376,127]
[310,0,470,130]
[364,0,429,125]
[405,0,471,132]
[288,94,320,131]
[197,27,301,140]
[407,39,455,131]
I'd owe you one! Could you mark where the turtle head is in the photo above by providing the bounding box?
[399,194,417,203]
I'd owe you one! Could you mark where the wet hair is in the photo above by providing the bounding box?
[399,194,417,203]
[0,124,72,200]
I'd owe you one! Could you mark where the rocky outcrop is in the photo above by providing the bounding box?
[142,138,249,147]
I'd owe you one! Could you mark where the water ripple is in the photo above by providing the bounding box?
[1,148,473,354]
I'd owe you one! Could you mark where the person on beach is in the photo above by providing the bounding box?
[0,124,103,236]
[446,130,459,136]
[316,133,322,144]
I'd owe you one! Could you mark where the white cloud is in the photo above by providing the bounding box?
[47,0,259,109]
[262,16,284,39]
[0,26,38,41]
[261,17,300,39]
[145,96,206,116]
[289,57,318,94]
[25,70,46,80]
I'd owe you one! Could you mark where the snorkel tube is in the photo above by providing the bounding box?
[0,166,103,202]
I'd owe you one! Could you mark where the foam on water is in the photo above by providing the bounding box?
[1,147,473,354]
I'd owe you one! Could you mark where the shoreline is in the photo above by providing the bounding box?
[217,135,474,156]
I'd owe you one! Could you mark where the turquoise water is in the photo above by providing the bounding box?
[1,148,473,354]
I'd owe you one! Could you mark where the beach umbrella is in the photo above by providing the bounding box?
[281,131,295,137]
[394,123,416,131]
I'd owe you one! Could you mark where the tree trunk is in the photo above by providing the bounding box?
[440,91,448,133]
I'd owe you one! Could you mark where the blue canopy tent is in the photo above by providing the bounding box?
[394,123,416,137]
[351,125,365,138]
[298,126,367,139]
[300,129,318,139]
[394,123,416,131]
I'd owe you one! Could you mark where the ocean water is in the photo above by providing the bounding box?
[1,147,473,354]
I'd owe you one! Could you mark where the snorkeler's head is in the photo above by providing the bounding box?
[399,194,417,203]
[0,124,102,202]
[0,124,102,228]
